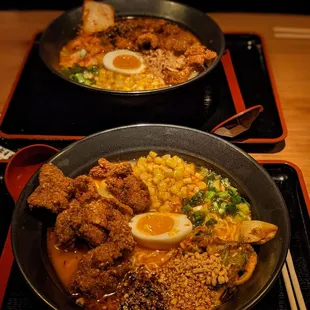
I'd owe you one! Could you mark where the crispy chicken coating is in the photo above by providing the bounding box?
[137,33,159,49]
[90,158,151,214]
[106,174,151,214]
[73,175,100,205]
[101,196,133,216]
[55,195,135,250]
[90,158,132,178]
[27,163,73,213]
[71,243,132,299]
[185,43,217,68]
[106,208,136,252]
[55,199,109,249]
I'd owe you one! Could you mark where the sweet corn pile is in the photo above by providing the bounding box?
[96,68,165,91]
[133,151,207,212]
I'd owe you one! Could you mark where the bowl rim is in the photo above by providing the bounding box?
[12,124,290,310]
[39,0,225,96]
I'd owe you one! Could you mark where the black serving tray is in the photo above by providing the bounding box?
[0,162,309,309]
[0,33,286,144]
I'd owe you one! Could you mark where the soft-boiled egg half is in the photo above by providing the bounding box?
[129,212,192,250]
[103,49,145,74]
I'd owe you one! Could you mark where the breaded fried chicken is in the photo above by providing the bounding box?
[101,196,133,216]
[90,158,132,179]
[90,158,151,213]
[55,196,135,250]
[27,163,73,213]
[55,199,109,249]
[71,243,132,299]
[106,208,136,252]
[73,175,100,205]
[185,43,217,68]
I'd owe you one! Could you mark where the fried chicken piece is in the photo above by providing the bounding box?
[55,195,135,250]
[107,208,136,252]
[115,37,134,50]
[90,158,132,178]
[27,163,73,214]
[185,43,217,68]
[90,158,151,214]
[54,205,82,249]
[163,67,191,85]
[90,242,122,269]
[102,196,133,216]
[71,243,131,299]
[73,175,100,205]
[137,33,159,49]
[82,0,115,34]
[55,199,109,249]
[106,174,151,214]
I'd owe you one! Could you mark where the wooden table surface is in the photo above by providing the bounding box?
[0,11,310,197]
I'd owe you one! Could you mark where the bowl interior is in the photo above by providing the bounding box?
[39,0,225,94]
[12,125,289,310]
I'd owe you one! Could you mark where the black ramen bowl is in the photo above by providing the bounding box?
[39,0,225,123]
[11,124,290,310]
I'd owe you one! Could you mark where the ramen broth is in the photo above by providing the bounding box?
[47,229,88,288]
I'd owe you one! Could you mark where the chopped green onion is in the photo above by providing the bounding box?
[205,218,218,226]
[225,204,238,216]
[185,191,204,207]
[181,204,192,215]
[231,195,242,205]
[75,73,85,83]
[191,211,206,227]
[218,191,230,199]
[204,191,216,201]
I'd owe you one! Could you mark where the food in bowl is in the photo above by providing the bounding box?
[27,151,278,309]
[59,0,217,91]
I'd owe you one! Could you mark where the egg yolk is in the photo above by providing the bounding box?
[137,214,175,235]
[113,55,141,70]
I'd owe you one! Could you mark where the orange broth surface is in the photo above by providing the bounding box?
[47,229,88,288]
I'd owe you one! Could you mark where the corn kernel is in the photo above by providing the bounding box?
[194,186,200,193]
[138,157,147,166]
[154,157,164,164]
[146,164,153,173]
[140,172,149,180]
[159,204,172,213]
[153,168,161,176]
[162,192,170,201]
[146,155,153,162]
[175,180,183,189]
[153,201,161,209]
[180,187,188,197]
[138,165,146,172]
[162,154,171,160]
[153,177,160,184]
[198,181,207,190]
[183,177,192,184]
[164,168,174,177]
[158,182,167,191]
[149,151,157,158]
[166,158,177,168]
[170,185,179,195]
[149,187,156,195]
[174,169,184,180]
[185,164,195,174]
